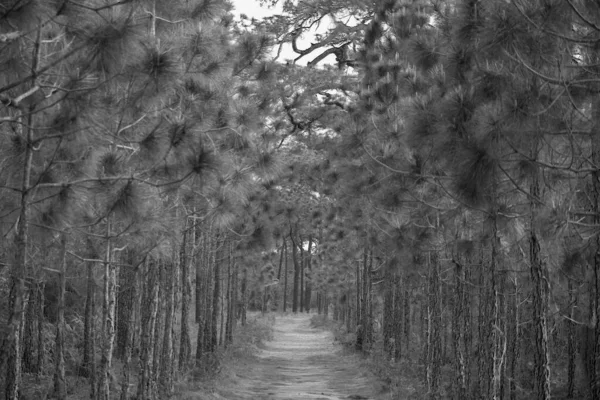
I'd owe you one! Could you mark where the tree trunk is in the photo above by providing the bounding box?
[152,260,165,388]
[53,234,67,400]
[393,274,403,361]
[300,237,304,313]
[196,230,205,323]
[283,240,288,313]
[211,238,220,352]
[304,237,313,313]
[277,239,285,280]
[507,273,519,400]
[567,279,576,398]
[452,258,467,399]
[119,265,138,400]
[196,231,208,361]
[97,217,117,400]
[82,260,96,391]
[530,225,551,399]
[36,280,45,376]
[241,267,247,326]
[116,253,134,360]
[383,272,394,360]
[589,94,600,400]
[3,27,40,400]
[225,241,234,346]
[137,258,159,400]
[425,251,441,399]
[203,237,215,352]
[21,284,36,374]
[530,146,551,400]
[179,218,191,370]
[361,247,372,348]
[219,260,225,346]
[290,227,300,313]
[356,259,361,339]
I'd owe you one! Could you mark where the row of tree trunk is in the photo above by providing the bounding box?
[327,235,597,400]
[1,215,248,400]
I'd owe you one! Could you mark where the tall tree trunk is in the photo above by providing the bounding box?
[21,284,36,374]
[204,237,215,352]
[225,241,234,346]
[452,258,467,399]
[196,230,205,323]
[530,144,551,400]
[393,274,403,361]
[383,272,394,360]
[304,237,313,313]
[241,267,247,326]
[196,231,208,361]
[283,240,288,313]
[219,259,225,346]
[361,247,372,348]
[231,252,238,336]
[97,216,117,400]
[84,260,98,398]
[119,265,138,400]
[53,234,67,400]
[137,258,159,400]
[290,227,300,313]
[507,273,519,400]
[211,238,220,352]
[567,279,576,398]
[530,220,550,399]
[115,252,134,360]
[300,237,304,313]
[589,94,600,400]
[36,280,45,376]
[179,218,191,370]
[425,251,441,399]
[152,260,165,389]
[277,239,285,280]
[3,26,41,400]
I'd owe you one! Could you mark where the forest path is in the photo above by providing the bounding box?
[211,313,386,400]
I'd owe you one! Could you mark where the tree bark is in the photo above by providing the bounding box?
[3,26,40,400]
[530,141,551,400]
[452,258,467,399]
[53,234,67,400]
[283,239,288,312]
[240,267,247,326]
[567,279,576,398]
[211,237,221,352]
[137,258,159,400]
[304,237,313,313]
[179,217,191,370]
[97,216,117,400]
[300,237,304,313]
[225,240,234,346]
[119,265,138,400]
[36,280,45,376]
[21,284,36,374]
[290,227,300,313]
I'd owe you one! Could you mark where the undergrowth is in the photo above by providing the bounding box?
[310,314,426,400]
[172,313,275,399]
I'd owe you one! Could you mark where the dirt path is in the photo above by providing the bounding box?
[212,314,386,400]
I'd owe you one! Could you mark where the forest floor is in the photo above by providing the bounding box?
[182,313,391,400]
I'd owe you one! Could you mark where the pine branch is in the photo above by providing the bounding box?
[0,86,40,109]
[0,42,89,95]
[565,0,600,31]
[512,1,599,44]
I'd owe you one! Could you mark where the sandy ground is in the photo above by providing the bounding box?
[209,313,387,400]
